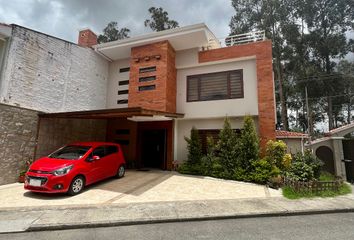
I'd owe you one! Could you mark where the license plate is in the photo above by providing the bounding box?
[29,179,42,187]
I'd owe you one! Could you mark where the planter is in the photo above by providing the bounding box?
[18,175,25,183]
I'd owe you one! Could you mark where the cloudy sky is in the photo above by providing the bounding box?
[0,0,235,43]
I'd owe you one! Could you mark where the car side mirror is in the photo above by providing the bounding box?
[87,155,100,162]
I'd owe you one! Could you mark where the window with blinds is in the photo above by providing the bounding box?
[187,70,243,102]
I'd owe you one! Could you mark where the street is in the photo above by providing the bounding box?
[2,212,354,240]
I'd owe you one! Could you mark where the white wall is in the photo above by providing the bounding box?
[176,58,258,119]
[0,25,109,112]
[175,117,259,162]
[106,59,130,108]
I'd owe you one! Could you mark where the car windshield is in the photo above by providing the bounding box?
[48,145,91,160]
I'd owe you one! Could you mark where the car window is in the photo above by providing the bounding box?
[105,145,118,156]
[49,145,91,160]
[92,146,105,158]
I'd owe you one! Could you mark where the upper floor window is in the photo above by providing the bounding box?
[139,66,156,73]
[187,70,243,102]
[119,67,130,73]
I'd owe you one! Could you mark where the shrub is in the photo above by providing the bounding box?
[285,150,322,181]
[184,127,202,166]
[238,116,260,172]
[265,140,288,170]
[216,117,239,178]
[201,137,218,176]
[251,157,280,184]
[282,154,292,171]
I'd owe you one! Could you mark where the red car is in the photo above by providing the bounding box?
[24,142,126,195]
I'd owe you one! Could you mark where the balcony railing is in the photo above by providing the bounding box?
[203,30,266,50]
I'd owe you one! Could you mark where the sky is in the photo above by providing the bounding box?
[0,0,235,43]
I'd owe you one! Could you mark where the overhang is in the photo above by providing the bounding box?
[94,23,220,61]
[38,107,184,119]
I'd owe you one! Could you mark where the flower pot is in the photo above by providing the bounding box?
[18,175,25,183]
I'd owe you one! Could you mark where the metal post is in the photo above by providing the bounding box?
[305,86,311,139]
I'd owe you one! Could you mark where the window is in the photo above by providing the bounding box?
[119,80,129,86]
[198,129,241,153]
[119,67,130,73]
[187,70,243,102]
[92,146,105,158]
[118,90,129,95]
[105,146,118,155]
[117,99,128,104]
[139,76,156,82]
[115,139,130,145]
[139,85,156,91]
[116,129,130,135]
[139,66,156,73]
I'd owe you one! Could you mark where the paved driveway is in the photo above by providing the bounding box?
[0,170,282,210]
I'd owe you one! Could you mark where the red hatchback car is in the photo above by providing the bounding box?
[24,142,126,195]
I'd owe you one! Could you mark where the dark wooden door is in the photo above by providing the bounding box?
[343,140,354,182]
[141,130,166,169]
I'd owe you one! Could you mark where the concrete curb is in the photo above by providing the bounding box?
[24,207,354,233]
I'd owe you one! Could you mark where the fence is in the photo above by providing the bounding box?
[208,30,266,48]
[283,177,343,193]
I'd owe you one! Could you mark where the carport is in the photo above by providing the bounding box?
[307,122,354,182]
[35,107,183,170]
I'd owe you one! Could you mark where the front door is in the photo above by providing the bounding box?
[343,140,354,183]
[141,129,166,169]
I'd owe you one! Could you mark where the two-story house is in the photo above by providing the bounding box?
[0,23,275,184]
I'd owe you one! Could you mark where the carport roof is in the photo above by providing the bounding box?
[38,107,184,119]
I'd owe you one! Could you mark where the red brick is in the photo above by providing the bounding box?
[128,41,177,113]
[78,29,97,48]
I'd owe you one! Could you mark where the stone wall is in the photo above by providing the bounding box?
[0,25,109,113]
[36,118,107,158]
[0,103,38,185]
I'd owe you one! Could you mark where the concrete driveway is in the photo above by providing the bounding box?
[0,170,282,210]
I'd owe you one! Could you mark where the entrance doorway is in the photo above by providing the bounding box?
[343,140,354,182]
[140,129,167,169]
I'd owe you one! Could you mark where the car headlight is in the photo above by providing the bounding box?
[52,165,73,176]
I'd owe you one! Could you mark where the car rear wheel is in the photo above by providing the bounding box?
[68,176,85,196]
[115,165,125,179]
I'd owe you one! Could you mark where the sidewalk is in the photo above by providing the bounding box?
[1,193,354,234]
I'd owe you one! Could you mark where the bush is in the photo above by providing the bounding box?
[238,116,259,172]
[178,162,204,175]
[201,137,220,175]
[184,127,202,165]
[216,117,239,178]
[285,150,322,181]
[265,140,288,171]
[251,157,280,184]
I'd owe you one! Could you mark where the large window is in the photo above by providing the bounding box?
[187,70,243,102]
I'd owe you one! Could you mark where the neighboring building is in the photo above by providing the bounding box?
[0,23,276,184]
[307,123,354,182]
[275,130,308,154]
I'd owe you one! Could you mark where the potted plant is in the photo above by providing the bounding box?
[18,158,33,183]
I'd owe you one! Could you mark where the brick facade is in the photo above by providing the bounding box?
[128,41,177,113]
[78,29,97,48]
[199,40,276,148]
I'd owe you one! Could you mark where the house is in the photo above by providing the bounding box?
[275,130,308,154]
[307,123,354,182]
[0,23,276,184]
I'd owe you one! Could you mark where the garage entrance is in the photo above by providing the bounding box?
[36,107,182,171]
[343,140,354,183]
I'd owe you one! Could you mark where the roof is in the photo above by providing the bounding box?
[324,122,354,137]
[38,107,184,119]
[275,130,308,139]
[94,23,220,60]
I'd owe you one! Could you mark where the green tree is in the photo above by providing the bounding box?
[144,7,179,32]
[184,127,202,166]
[97,21,130,43]
[302,0,354,130]
[217,117,239,178]
[238,116,259,172]
[336,60,354,124]
[229,0,293,130]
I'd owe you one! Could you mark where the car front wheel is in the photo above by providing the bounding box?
[68,176,85,196]
[115,165,125,179]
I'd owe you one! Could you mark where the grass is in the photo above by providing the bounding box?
[282,183,352,199]
[318,171,336,181]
